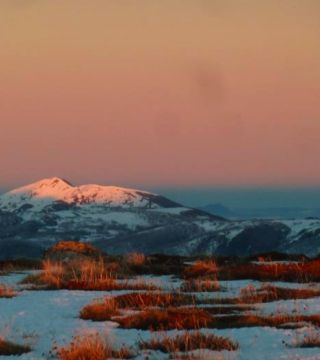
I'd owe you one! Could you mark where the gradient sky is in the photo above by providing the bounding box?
[1,0,320,189]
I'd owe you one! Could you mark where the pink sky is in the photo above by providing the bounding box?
[1,0,320,188]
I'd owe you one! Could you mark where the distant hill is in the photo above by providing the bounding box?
[200,203,236,218]
[200,203,320,220]
[1,178,320,259]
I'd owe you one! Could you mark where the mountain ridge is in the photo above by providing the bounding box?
[0,178,320,259]
[0,177,181,211]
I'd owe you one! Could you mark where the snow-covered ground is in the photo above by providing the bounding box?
[1,272,320,359]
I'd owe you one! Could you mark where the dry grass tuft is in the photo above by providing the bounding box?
[198,284,320,307]
[23,259,158,291]
[184,260,218,278]
[239,284,261,303]
[56,334,134,360]
[207,313,320,330]
[181,278,220,292]
[80,298,121,321]
[80,292,195,321]
[200,305,255,315]
[238,283,320,304]
[115,307,320,330]
[48,241,101,256]
[218,259,320,282]
[0,284,17,298]
[67,277,157,292]
[113,292,194,309]
[41,260,65,288]
[140,330,239,352]
[116,307,212,330]
[0,337,31,356]
[125,252,146,267]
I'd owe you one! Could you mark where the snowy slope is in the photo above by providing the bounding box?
[0,177,179,211]
[0,178,320,258]
[0,178,224,258]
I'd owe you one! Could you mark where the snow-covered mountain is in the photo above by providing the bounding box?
[0,177,180,212]
[1,177,320,259]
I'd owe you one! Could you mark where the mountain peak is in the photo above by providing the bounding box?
[33,177,74,188]
[0,178,180,211]
[8,177,74,196]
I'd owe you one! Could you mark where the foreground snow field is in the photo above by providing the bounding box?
[1,272,320,359]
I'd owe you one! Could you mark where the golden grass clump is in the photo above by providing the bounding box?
[180,278,220,292]
[48,241,101,256]
[114,292,194,309]
[80,292,195,321]
[114,307,320,330]
[116,307,212,330]
[206,313,320,330]
[56,333,134,360]
[140,330,239,353]
[239,284,260,303]
[23,259,158,291]
[218,259,320,282]
[41,260,64,288]
[0,284,17,298]
[67,258,117,289]
[125,252,146,267]
[238,283,320,304]
[80,298,121,321]
[184,260,218,278]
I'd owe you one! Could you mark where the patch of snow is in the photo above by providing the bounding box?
[281,220,320,240]
[2,273,320,359]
